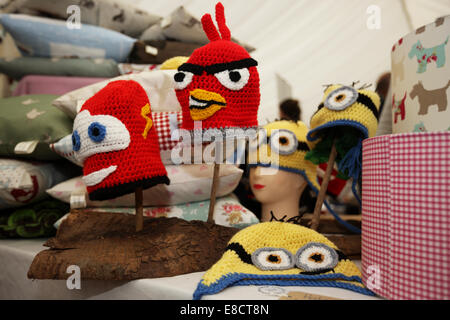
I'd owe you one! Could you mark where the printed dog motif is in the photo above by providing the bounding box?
[392,92,407,123]
[410,80,450,115]
[408,36,449,73]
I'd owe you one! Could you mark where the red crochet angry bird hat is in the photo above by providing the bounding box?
[72,80,170,201]
[174,2,260,133]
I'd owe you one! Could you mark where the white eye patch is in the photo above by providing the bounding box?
[295,242,338,272]
[251,247,294,271]
[72,110,131,164]
[214,68,250,91]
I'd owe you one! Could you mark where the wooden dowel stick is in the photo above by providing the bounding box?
[310,141,338,231]
[135,187,143,232]
[207,162,220,223]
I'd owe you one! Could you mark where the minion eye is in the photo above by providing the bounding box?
[174,71,194,90]
[251,248,294,270]
[295,242,338,272]
[215,68,250,90]
[269,129,298,155]
[324,86,358,111]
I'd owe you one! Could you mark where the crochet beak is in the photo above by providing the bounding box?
[188,88,227,120]
[82,165,117,187]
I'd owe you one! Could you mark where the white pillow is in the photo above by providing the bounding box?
[0,14,135,62]
[46,164,243,207]
[52,69,181,118]
[0,158,76,209]
[54,194,260,230]
[17,0,161,38]
[139,6,255,52]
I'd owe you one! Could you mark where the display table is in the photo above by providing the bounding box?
[0,239,380,300]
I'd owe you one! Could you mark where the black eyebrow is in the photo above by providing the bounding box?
[177,58,258,76]
[178,63,204,75]
[205,58,258,74]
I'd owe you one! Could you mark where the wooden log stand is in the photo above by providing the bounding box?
[28,210,238,280]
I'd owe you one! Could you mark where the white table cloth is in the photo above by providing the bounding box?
[0,239,380,300]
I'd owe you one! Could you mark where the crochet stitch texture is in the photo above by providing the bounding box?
[308,84,381,142]
[174,2,260,133]
[193,221,374,299]
[72,80,169,201]
[248,120,320,192]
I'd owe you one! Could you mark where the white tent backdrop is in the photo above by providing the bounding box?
[127,0,450,125]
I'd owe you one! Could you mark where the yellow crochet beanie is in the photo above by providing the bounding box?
[248,120,320,192]
[193,221,374,299]
[159,56,189,70]
[308,84,380,142]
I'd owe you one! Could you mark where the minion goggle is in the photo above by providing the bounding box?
[249,127,310,156]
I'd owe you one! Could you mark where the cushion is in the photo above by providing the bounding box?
[0,57,119,80]
[140,6,254,52]
[50,111,184,166]
[54,194,259,230]
[0,74,10,98]
[0,158,80,209]
[0,14,135,62]
[17,0,161,38]
[0,94,74,160]
[12,75,109,96]
[0,199,69,238]
[117,63,159,75]
[52,69,181,118]
[0,25,21,60]
[46,164,243,207]
[128,40,201,64]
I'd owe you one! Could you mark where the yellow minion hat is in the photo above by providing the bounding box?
[159,56,189,70]
[193,221,374,299]
[307,84,380,142]
[248,120,320,192]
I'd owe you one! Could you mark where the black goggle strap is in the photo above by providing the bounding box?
[265,136,310,152]
[226,242,253,265]
[356,93,379,121]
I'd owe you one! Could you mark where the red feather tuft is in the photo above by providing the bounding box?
[215,2,231,41]
[201,13,221,41]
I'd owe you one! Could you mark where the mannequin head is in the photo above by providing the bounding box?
[250,166,307,221]
[248,120,319,221]
[250,166,306,204]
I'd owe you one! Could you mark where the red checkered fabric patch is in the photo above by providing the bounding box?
[362,132,450,300]
[153,111,182,151]
[361,134,391,297]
